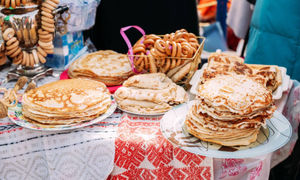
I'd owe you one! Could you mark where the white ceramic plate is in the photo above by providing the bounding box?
[160,101,292,158]
[117,106,165,116]
[7,97,117,131]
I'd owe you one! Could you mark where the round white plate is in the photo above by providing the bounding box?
[160,101,292,158]
[117,106,165,116]
[7,97,117,131]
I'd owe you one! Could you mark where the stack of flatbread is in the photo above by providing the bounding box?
[114,73,188,114]
[22,79,112,126]
[185,74,276,146]
[201,53,282,92]
[68,50,133,86]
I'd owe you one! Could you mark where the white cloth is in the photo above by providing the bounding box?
[0,67,120,180]
[227,0,253,39]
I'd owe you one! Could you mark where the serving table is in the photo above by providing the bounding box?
[0,66,299,180]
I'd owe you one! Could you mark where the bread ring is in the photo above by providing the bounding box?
[10,47,21,58]
[39,33,53,39]
[170,58,177,69]
[42,1,55,10]
[30,27,37,45]
[6,40,19,50]
[50,0,60,4]
[165,41,172,56]
[32,50,39,64]
[133,42,145,48]
[21,51,27,66]
[38,29,49,35]
[42,43,54,50]
[181,44,193,58]
[171,41,177,57]
[42,16,55,24]
[189,42,199,50]
[38,40,53,48]
[133,46,145,54]
[162,58,171,73]
[176,43,182,57]
[16,0,20,6]
[148,55,157,73]
[42,21,55,28]
[5,0,10,8]
[37,52,46,63]
[176,43,182,66]
[6,45,19,56]
[164,33,175,41]
[37,46,47,57]
[3,28,15,41]
[39,35,53,42]
[163,34,171,41]
[25,53,30,66]
[159,57,166,68]
[174,32,189,41]
[175,38,187,43]
[134,52,144,66]
[144,56,149,70]
[22,29,30,46]
[15,29,23,42]
[43,48,54,54]
[42,25,55,33]
[150,48,165,58]
[143,38,155,48]
[11,0,16,8]
[13,53,22,65]
[41,7,52,13]
[45,0,58,8]
[136,60,144,72]
[41,11,54,19]
[188,33,197,39]
[28,53,34,67]
[189,38,198,44]
[154,39,166,53]
[146,34,160,39]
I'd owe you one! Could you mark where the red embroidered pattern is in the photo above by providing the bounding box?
[111,115,212,180]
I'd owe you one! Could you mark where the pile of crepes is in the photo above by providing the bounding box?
[201,53,282,92]
[185,74,276,146]
[132,29,200,82]
[68,50,133,86]
[22,79,111,126]
[114,73,188,114]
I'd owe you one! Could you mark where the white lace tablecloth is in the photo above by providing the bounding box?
[0,66,299,180]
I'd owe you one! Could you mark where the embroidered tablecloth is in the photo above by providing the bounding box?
[0,67,299,180]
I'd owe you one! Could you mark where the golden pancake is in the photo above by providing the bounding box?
[22,79,111,125]
[68,50,134,86]
[115,73,188,114]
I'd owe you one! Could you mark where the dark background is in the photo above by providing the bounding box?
[84,0,200,53]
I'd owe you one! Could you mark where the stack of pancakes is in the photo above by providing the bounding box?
[201,53,282,92]
[22,79,111,126]
[185,74,276,146]
[115,73,188,114]
[68,50,133,86]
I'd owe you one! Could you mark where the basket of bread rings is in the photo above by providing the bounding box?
[0,0,68,74]
[121,26,205,88]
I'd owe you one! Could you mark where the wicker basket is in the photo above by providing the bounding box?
[128,36,205,89]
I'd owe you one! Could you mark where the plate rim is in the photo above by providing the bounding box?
[7,97,117,131]
[117,106,166,116]
[160,101,292,158]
